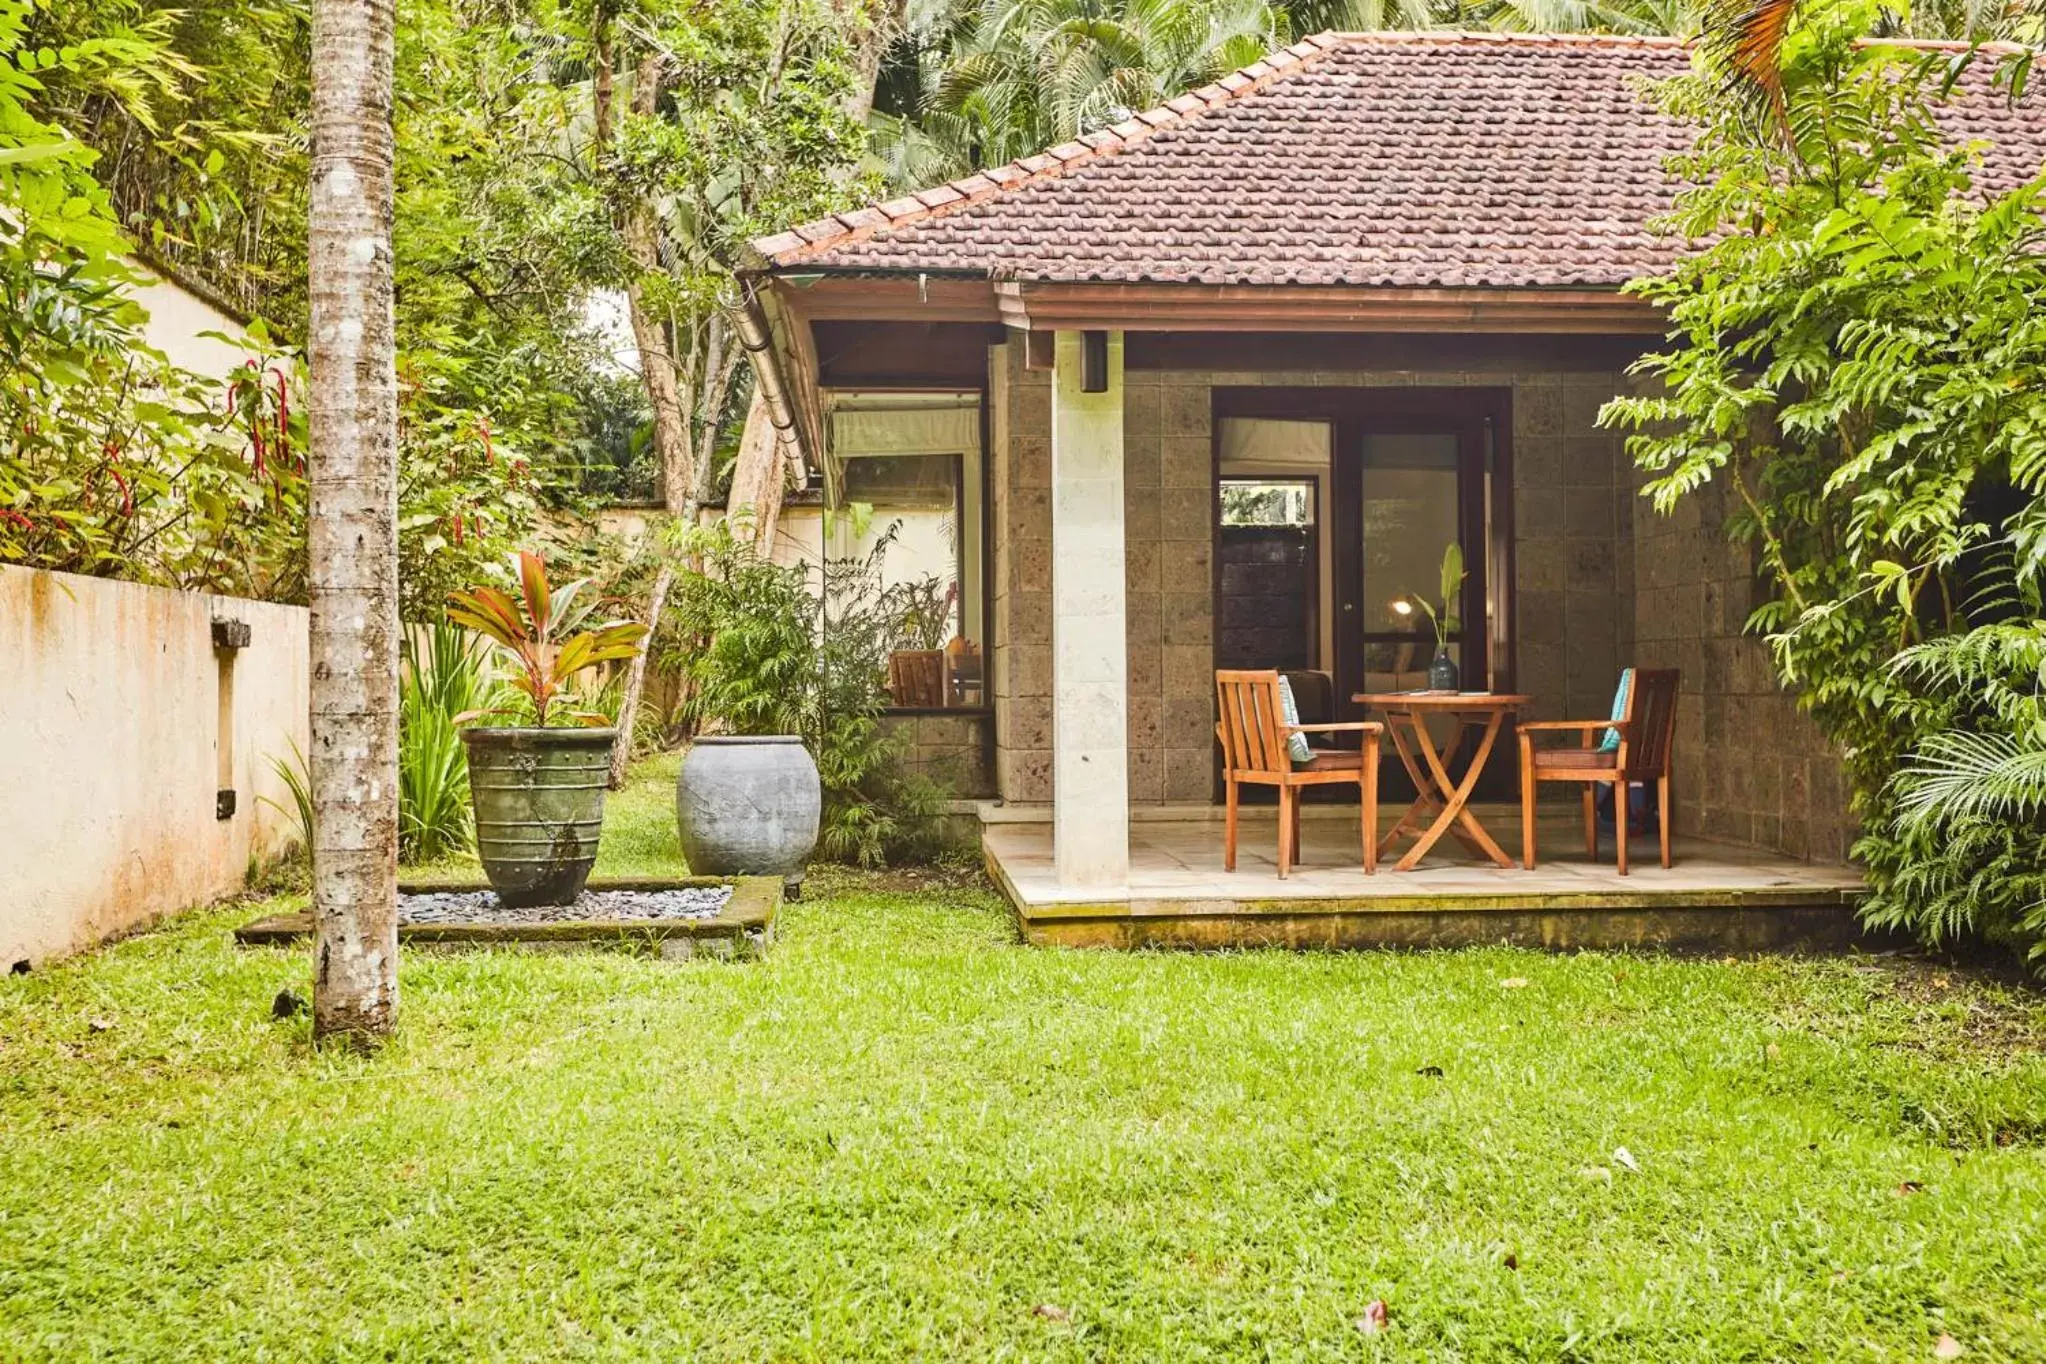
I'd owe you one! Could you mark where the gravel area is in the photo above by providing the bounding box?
[399,887,733,925]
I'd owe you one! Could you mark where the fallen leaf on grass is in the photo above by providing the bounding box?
[1416,1065,1444,1078]
[86,1018,114,1033]
[1897,1181,1925,1196]
[1613,1146,1641,1173]
[1354,1300,1389,1335]
[1499,978,1529,989]
[1934,1334,1965,1358]
[1765,1042,1781,1061]
[1031,1304,1070,1324]
[1502,1252,1519,1271]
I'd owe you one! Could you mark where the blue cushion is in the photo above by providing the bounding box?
[1278,676,1314,765]
[1598,669,1633,752]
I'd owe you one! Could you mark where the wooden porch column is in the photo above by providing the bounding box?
[1050,330,1129,889]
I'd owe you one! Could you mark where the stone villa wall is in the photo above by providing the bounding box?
[988,341,1638,806]
[878,711,996,800]
[1630,474,1854,861]
[984,335,1856,864]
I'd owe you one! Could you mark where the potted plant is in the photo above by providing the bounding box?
[447,551,649,906]
[1411,542,1466,692]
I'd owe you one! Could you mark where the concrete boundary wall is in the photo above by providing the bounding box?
[1,565,309,967]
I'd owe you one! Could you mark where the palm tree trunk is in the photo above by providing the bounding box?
[307,0,400,1044]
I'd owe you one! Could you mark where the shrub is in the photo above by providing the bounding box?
[397,623,505,863]
[1605,33,2046,964]
[665,519,945,867]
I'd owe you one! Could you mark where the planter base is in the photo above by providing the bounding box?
[235,876,780,960]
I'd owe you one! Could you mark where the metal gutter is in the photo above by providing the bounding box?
[731,276,811,487]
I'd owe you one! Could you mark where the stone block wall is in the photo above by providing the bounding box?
[878,711,996,799]
[1631,474,1854,861]
[1511,375,1637,726]
[989,341,1052,802]
[988,342,1639,806]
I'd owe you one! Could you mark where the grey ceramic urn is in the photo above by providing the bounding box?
[676,736,822,896]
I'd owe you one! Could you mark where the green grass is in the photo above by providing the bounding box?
[5,763,2046,1360]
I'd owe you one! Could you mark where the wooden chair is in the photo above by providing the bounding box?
[1215,670,1384,878]
[1517,668,1679,875]
[887,649,945,707]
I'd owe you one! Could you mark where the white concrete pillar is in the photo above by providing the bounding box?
[1050,330,1129,889]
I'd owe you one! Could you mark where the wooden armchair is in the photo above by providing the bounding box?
[1517,668,1679,875]
[1215,670,1384,877]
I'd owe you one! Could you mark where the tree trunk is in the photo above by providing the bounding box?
[617,50,694,517]
[308,0,400,1045]
[593,34,690,794]
[715,0,899,551]
[725,385,790,552]
[839,0,905,125]
[627,264,692,514]
[606,560,674,790]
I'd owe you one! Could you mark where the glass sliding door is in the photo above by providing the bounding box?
[1328,401,1511,801]
[1353,431,1468,692]
[1210,388,1516,803]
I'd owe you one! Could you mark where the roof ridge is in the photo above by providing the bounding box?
[746,31,1352,271]
[1330,29,1692,47]
[1324,28,2036,54]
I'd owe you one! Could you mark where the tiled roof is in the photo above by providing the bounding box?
[750,31,2046,290]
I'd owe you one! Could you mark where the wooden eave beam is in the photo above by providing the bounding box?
[990,281,1664,335]
[774,275,1002,324]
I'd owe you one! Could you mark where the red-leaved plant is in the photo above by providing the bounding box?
[447,551,648,727]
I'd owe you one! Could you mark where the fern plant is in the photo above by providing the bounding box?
[1864,622,2046,958]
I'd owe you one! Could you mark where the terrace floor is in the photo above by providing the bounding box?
[982,804,1867,952]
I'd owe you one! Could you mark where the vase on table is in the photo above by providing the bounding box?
[1428,648,1460,693]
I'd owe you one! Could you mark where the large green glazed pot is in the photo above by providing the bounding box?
[462,727,616,907]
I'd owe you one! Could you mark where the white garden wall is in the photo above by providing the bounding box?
[0,565,309,968]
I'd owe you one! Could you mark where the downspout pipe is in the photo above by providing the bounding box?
[730,274,811,487]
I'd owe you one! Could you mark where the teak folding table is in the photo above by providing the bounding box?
[1352,691,1530,871]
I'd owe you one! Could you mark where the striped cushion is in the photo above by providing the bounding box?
[1277,676,1313,765]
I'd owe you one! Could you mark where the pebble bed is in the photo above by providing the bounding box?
[399,886,733,925]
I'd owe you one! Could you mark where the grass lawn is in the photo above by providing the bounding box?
[5,762,2046,1360]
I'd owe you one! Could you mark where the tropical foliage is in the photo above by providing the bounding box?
[0,3,299,595]
[871,0,1719,183]
[398,624,510,862]
[447,550,650,728]
[1605,29,2046,961]
[873,0,1284,182]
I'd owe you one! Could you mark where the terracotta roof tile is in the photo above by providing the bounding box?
[755,31,2046,288]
